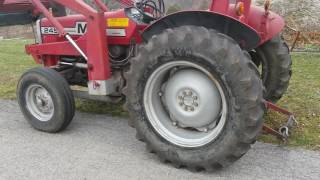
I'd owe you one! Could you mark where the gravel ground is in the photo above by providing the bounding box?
[0,100,319,180]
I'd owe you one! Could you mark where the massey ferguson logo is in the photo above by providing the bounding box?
[40,22,126,37]
[41,22,87,35]
[77,22,87,34]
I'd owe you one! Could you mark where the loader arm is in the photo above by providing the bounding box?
[28,0,113,95]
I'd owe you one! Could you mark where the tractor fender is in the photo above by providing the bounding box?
[141,11,260,50]
[247,6,285,45]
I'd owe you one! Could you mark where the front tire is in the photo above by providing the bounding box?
[124,26,266,171]
[17,68,75,133]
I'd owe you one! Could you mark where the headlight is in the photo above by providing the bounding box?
[125,7,144,24]
[130,8,141,15]
[35,19,42,44]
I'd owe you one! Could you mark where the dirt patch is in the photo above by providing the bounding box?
[0,25,34,39]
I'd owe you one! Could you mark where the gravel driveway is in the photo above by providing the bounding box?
[0,100,319,180]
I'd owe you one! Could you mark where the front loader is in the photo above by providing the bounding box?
[1,0,293,171]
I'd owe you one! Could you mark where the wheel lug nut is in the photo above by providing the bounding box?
[184,107,188,111]
[183,91,187,95]
[190,107,195,112]
[179,102,184,106]
[193,96,198,100]
[178,96,183,100]
[187,91,192,96]
[193,102,198,107]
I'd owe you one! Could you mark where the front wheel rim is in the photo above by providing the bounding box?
[25,84,54,122]
[144,61,228,148]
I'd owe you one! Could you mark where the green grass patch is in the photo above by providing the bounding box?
[0,39,319,149]
[260,53,320,150]
[0,39,38,99]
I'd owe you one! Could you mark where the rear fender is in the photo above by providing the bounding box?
[247,6,285,44]
[142,11,260,50]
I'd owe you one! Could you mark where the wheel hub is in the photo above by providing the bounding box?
[144,61,228,148]
[164,69,222,130]
[35,90,53,113]
[177,89,199,112]
[26,84,54,122]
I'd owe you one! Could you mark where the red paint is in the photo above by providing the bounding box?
[265,101,293,116]
[247,6,285,44]
[28,0,111,81]
[210,0,229,13]
[30,0,66,36]
[39,9,144,45]
[7,0,285,82]
[211,0,285,44]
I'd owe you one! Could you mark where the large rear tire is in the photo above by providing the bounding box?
[250,35,292,103]
[124,26,266,171]
[17,68,75,133]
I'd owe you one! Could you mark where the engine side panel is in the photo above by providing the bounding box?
[39,9,145,46]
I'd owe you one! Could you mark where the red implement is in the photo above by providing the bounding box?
[263,101,298,141]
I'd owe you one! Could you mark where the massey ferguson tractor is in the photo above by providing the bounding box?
[1,0,293,171]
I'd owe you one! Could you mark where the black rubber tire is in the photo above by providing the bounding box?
[17,67,75,133]
[124,26,266,171]
[250,35,292,103]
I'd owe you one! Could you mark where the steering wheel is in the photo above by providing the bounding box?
[134,0,165,21]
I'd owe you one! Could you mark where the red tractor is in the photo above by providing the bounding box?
[1,0,292,171]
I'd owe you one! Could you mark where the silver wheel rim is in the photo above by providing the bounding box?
[25,84,54,122]
[144,61,228,148]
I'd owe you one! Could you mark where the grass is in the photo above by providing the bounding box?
[260,53,320,150]
[0,39,319,149]
[0,39,38,99]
